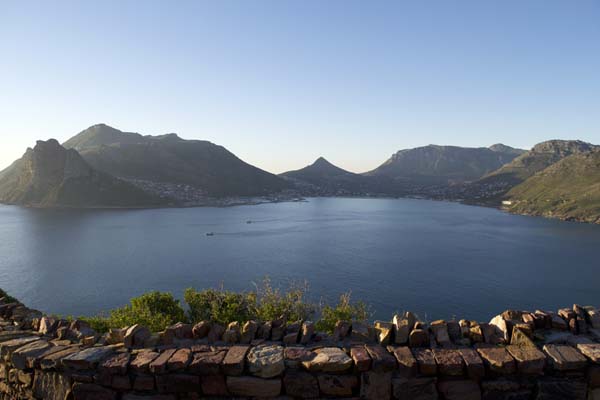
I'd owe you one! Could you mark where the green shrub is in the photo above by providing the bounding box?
[80,315,112,333]
[184,287,255,325]
[82,291,186,333]
[252,278,316,322]
[316,292,371,333]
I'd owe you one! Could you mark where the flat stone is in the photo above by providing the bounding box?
[375,320,393,345]
[132,374,155,391]
[447,321,462,342]
[393,315,410,344]
[510,328,536,347]
[149,348,177,374]
[300,321,315,344]
[350,345,372,372]
[543,344,587,371]
[365,344,396,372]
[430,321,452,347]
[490,315,511,342]
[32,371,71,400]
[477,347,516,374]
[589,365,600,388]
[200,374,229,396]
[167,348,191,371]
[222,345,249,376]
[409,329,429,348]
[111,375,131,390]
[28,345,70,369]
[332,320,351,340]
[283,370,319,398]
[432,349,464,376]
[156,373,200,393]
[388,346,417,377]
[247,344,285,378]
[536,378,587,400]
[588,309,600,329]
[413,348,437,376]
[284,346,312,368]
[551,315,568,330]
[257,321,272,340]
[188,349,227,375]
[100,352,131,375]
[123,324,151,348]
[437,380,481,400]
[318,374,358,397]
[302,347,352,373]
[130,351,159,373]
[506,345,546,374]
[576,343,600,363]
[392,377,438,400]
[271,318,285,341]
[240,320,258,344]
[360,371,392,400]
[10,340,51,369]
[226,376,282,397]
[62,346,114,370]
[0,336,40,357]
[457,348,485,380]
[39,346,81,370]
[192,321,211,339]
[351,321,371,341]
[283,331,299,345]
[207,323,225,343]
[71,383,116,400]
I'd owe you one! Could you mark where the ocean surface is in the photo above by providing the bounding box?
[0,197,599,322]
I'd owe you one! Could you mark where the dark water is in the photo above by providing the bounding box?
[0,198,599,322]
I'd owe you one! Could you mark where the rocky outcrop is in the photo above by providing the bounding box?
[0,139,162,208]
[1,293,600,399]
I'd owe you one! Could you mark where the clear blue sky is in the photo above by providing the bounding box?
[1,1,599,173]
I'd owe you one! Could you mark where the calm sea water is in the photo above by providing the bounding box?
[0,197,599,322]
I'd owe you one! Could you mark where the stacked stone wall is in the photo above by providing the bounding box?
[1,295,600,399]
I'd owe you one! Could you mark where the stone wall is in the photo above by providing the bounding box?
[1,294,600,399]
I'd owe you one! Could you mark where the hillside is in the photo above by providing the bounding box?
[0,139,162,208]
[504,150,600,224]
[63,124,290,197]
[366,144,524,186]
[479,140,597,186]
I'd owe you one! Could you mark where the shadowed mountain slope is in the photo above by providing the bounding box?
[0,139,161,207]
[366,144,524,186]
[63,124,290,197]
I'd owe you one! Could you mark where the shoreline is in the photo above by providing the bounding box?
[1,194,599,226]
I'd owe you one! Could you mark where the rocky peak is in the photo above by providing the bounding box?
[530,140,596,156]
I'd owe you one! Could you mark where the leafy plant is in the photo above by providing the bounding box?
[82,291,186,333]
[316,291,371,333]
[184,287,255,325]
[252,277,316,322]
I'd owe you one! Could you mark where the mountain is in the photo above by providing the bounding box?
[503,149,600,224]
[366,144,524,186]
[280,157,384,195]
[478,140,597,187]
[63,124,290,197]
[0,139,161,208]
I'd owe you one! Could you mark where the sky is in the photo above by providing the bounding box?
[1,1,599,173]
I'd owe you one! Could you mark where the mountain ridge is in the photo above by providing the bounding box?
[64,124,291,197]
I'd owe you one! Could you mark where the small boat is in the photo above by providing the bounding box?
[206,232,215,236]
[246,220,252,224]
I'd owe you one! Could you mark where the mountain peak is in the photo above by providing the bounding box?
[312,156,333,167]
